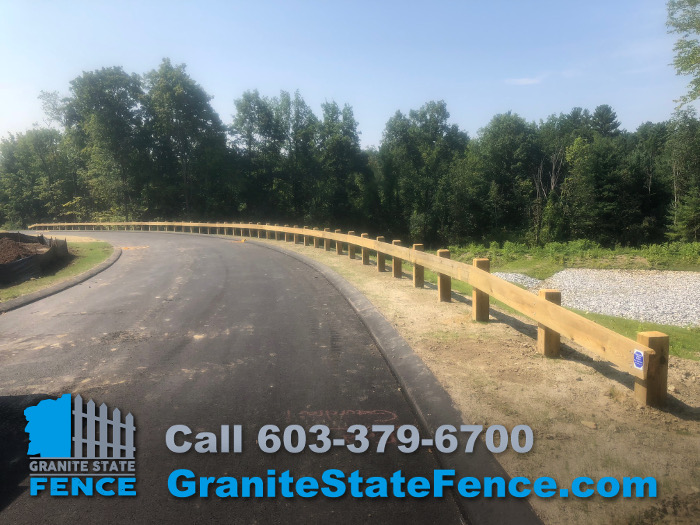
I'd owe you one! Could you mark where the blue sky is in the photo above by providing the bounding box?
[0,0,694,147]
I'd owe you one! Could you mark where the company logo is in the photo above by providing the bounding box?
[24,394,137,496]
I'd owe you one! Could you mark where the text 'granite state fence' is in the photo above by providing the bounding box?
[30,221,670,408]
[73,394,135,459]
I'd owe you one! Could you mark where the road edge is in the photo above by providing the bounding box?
[252,240,542,525]
[0,245,122,314]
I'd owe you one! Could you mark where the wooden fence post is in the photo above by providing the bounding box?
[413,244,424,288]
[361,234,370,264]
[324,228,331,250]
[275,224,281,241]
[537,289,561,357]
[313,227,320,248]
[284,225,290,242]
[304,226,311,246]
[348,231,356,259]
[376,236,386,272]
[392,240,402,278]
[266,223,273,240]
[472,258,490,322]
[335,230,343,254]
[437,249,451,302]
[635,332,669,407]
[293,225,299,244]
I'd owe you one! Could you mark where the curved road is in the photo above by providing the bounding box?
[0,232,466,523]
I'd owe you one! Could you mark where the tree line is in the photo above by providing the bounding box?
[1,58,699,246]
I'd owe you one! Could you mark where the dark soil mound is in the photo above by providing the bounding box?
[0,238,47,264]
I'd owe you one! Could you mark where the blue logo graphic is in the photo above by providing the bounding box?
[633,350,644,371]
[24,394,137,497]
[24,394,135,459]
[24,394,72,457]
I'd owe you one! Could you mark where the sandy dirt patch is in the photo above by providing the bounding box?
[38,234,99,243]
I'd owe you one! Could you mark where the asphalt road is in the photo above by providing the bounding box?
[0,232,466,524]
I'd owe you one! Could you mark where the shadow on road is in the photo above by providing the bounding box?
[0,394,53,512]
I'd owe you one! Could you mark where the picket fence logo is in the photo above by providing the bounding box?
[25,394,137,496]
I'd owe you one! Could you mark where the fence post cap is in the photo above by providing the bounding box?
[473,258,490,271]
[637,331,668,338]
[538,289,561,305]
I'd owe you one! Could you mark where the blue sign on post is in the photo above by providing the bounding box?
[633,350,644,370]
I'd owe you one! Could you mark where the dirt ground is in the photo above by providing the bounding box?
[0,238,48,264]
[259,237,700,525]
[33,234,98,243]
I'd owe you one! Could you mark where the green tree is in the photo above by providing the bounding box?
[668,0,700,104]
[377,101,468,243]
[591,104,621,137]
[231,90,287,218]
[561,137,597,239]
[532,114,572,243]
[314,101,365,225]
[144,59,230,217]
[442,148,488,242]
[665,108,700,237]
[283,91,321,219]
[667,108,700,210]
[64,67,145,220]
[475,112,538,238]
[0,129,75,227]
[668,193,700,239]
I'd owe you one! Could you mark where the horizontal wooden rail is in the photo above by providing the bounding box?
[29,220,666,405]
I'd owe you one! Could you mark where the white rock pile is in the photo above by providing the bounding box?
[494,269,700,327]
[493,272,542,290]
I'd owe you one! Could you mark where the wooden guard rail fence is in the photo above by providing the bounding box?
[29,221,669,407]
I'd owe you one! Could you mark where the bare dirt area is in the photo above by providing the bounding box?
[0,238,48,264]
[32,233,98,243]
[259,238,700,525]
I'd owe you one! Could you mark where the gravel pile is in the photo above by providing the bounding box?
[493,269,700,327]
[493,272,542,290]
[540,269,700,327]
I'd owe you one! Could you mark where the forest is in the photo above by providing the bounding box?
[1,58,699,247]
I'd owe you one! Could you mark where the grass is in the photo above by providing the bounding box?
[446,240,700,280]
[0,241,113,302]
[570,309,700,361]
